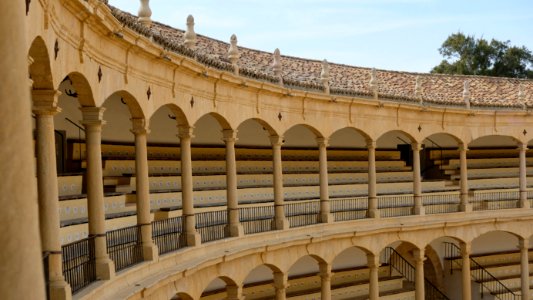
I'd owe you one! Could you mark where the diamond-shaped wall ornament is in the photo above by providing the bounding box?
[524,129,527,136]
[418,125,422,132]
[54,39,59,60]
[97,66,103,83]
[147,87,151,100]
[278,112,282,121]
[26,0,31,15]
[190,96,195,108]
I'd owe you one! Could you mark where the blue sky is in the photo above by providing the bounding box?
[109,0,533,73]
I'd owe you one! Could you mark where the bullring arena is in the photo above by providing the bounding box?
[1,0,533,299]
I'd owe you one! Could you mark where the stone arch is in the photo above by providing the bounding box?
[468,134,521,148]
[28,36,53,90]
[376,129,417,148]
[103,90,145,120]
[171,292,193,300]
[236,118,279,144]
[241,263,282,299]
[150,103,189,128]
[199,275,239,299]
[422,132,464,148]
[331,245,373,274]
[425,236,467,291]
[193,112,232,131]
[61,72,95,107]
[283,123,324,141]
[328,126,372,148]
[471,230,522,255]
[192,112,233,146]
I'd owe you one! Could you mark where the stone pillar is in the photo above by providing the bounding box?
[413,248,425,300]
[319,262,332,300]
[519,143,530,208]
[459,143,472,212]
[223,129,243,237]
[520,238,530,299]
[367,139,380,218]
[317,137,332,223]
[273,271,288,300]
[367,253,380,300]
[178,126,201,246]
[270,135,289,230]
[0,1,46,297]
[460,242,472,300]
[412,142,425,215]
[131,118,158,261]
[226,284,244,300]
[81,107,115,279]
[33,90,72,299]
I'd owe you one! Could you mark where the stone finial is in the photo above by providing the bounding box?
[519,83,527,110]
[415,75,423,104]
[184,15,197,50]
[320,59,330,94]
[228,34,240,74]
[272,48,283,84]
[369,68,378,99]
[138,0,152,26]
[463,80,471,109]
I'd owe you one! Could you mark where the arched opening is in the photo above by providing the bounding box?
[200,276,239,299]
[286,255,324,298]
[242,264,281,299]
[171,292,193,300]
[426,236,467,299]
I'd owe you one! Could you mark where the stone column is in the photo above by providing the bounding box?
[319,262,332,300]
[459,143,472,212]
[367,253,380,300]
[412,142,425,215]
[131,118,158,261]
[270,135,289,230]
[460,242,472,300]
[367,139,380,218]
[0,1,46,297]
[81,107,115,279]
[413,248,425,300]
[519,143,530,208]
[223,129,243,237]
[520,237,530,299]
[317,137,332,223]
[274,271,288,300]
[178,126,201,246]
[226,284,244,300]
[33,90,72,299]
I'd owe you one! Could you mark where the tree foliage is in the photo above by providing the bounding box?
[431,32,533,79]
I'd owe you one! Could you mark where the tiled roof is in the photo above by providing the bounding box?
[108,5,533,109]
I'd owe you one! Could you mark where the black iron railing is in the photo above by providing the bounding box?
[62,236,97,294]
[240,205,275,234]
[152,216,186,254]
[444,242,519,300]
[331,197,368,221]
[378,195,414,217]
[285,200,320,228]
[196,210,228,243]
[382,247,449,300]
[106,225,143,272]
[43,252,50,300]
[471,190,519,211]
[422,193,461,214]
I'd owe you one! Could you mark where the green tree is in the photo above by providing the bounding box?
[431,32,533,79]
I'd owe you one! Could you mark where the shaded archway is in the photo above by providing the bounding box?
[28,36,53,90]
[242,264,282,299]
[286,254,326,297]
[200,276,239,299]
[171,292,193,300]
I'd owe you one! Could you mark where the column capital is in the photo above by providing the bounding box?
[518,142,529,151]
[366,253,381,268]
[316,137,329,148]
[458,143,469,152]
[411,142,422,152]
[269,135,284,146]
[413,248,425,261]
[222,129,238,142]
[519,237,530,249]
[131,118,150,135]
[366,139,377,149]
[273,271,288,289]
[80,106,106,126]
[460,241,471,256]
[32,89,62,115]
[178,125,195,139]
[319,261,332,275]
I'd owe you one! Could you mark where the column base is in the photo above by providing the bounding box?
[143,243,159,261]
[413,206,425,216]
[49,279,72,300]
[274,217,290,230]
[367,208,380,219]
[226,223,244,237]
[460,203,473,212]
[96,258,115,280]
[519,195,530,209]
[320,212,333,223]
[185,232,202,247]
